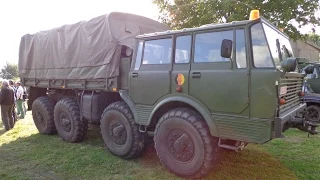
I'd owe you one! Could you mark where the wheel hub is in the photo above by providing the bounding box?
[109,120,127,145]
[167,129,194,162]
[112,124,125,138]
[307,108,319,122]
[60,113,71,132]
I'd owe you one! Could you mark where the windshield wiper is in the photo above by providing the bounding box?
[276,39,283,62]
[283,45,292,57]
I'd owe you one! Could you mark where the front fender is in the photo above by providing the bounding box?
[147,94,219,137]
[304,94,320,105]
[119,90,139,123]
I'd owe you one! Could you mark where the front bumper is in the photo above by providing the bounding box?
[274,103,306,138]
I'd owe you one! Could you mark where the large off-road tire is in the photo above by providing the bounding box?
[54,98,88,142]
[306,105,320,123]
[100,101,146,159]
[32,96,57,135]
[154,108,220,179]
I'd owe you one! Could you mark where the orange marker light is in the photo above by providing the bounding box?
[279,98,286,105]
[249,10,260,20]
[299,91,305,97]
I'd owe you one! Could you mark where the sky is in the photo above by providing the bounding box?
[0,0,319,68]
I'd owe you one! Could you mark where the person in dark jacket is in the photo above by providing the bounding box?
[0,80,15,130]
[8,80,17,124]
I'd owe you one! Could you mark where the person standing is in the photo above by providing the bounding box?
[8,80,18,123]
[22,85,27,114]
[15,82,25,119]
[0,80,15,130]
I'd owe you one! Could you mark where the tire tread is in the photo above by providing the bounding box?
[101,101,145,159]
[54,98,88,142]
[154,107,219,179]
[32,96,56,134]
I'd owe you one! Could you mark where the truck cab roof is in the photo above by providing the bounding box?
[136,17,288,40]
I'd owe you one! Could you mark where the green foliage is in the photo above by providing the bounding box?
[304,33,320,46]
[152,0,320,40]
[0,61,18,80]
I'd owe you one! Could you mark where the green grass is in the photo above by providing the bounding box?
[0,111,319,180]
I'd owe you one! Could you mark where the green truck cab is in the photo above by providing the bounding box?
[19,11,317,179]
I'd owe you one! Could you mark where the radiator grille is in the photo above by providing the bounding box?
[278,74,304,114]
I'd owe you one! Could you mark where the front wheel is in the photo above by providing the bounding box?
[154,108,220,179]
[100,101,146,159]
[306,105,320,123]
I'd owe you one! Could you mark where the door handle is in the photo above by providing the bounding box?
[192,72,201,78]
[132,73,138,78]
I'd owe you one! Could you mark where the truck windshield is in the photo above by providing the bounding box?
[251,22,294,69]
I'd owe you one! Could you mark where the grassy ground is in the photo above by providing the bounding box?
[0,111,319,180]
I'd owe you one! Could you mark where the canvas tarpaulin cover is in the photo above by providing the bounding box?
[18,12,169,79]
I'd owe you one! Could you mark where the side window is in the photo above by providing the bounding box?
[313,67,318,78]
[142,38,172,65]
[304,67,318,79]
[251,23,274,68]
[194,30,233,63]
[134,41,143,70]
[236,29,247,68]
[175,35,191,63]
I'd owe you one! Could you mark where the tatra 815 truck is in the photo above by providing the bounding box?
[18,10,317,178]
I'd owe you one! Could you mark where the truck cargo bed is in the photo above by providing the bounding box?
[18,12,168,81]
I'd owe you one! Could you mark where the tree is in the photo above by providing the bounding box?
[305,33,320,46]
[0,61,18,80]
[152,0,320,40]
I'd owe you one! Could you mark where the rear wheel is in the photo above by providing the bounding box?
[54,98,88,142]
[100,101,146,159]
[154,108,219,179]
[32,96,56,135]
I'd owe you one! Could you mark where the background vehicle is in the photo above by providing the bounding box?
[298,59,320,124]
[18,10,317,178]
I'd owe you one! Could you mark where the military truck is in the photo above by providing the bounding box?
[18,10,317,178]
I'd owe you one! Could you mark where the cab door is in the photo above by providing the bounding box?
[129,37,172,106]
[171,35,192,94]
[189,29,249,115]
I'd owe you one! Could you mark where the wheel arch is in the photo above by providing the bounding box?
[306,100,320,106]
[28,87,47,111]
[148,96,219,137]
[119,90,139,123]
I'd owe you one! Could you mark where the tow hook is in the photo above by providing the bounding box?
[293,110,319,135]
[290,110,319,135]
[305,121,318,135]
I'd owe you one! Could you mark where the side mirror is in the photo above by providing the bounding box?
[304,64,314,75]
[281,58,297,72]
[221,39,232,58]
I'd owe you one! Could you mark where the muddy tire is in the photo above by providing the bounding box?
[54,98,88,142]
[100,101,146,159]
[306,105,320,123]
[32,96,57,135]
[154,108,219,179]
